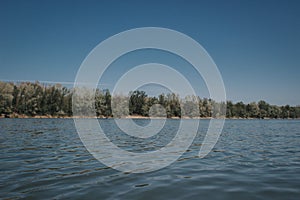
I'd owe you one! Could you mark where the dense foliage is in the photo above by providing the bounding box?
[1,81,300,118]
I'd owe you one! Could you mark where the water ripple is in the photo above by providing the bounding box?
[0,119,299,199]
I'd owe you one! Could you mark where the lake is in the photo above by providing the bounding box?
[0,119,299,199]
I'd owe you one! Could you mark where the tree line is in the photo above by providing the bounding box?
[0,81,300,118]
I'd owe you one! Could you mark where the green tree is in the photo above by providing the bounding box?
[129,90,147,116]
[0,82,14,115]
[246,102,259,118]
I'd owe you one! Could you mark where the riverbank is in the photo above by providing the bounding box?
[1,114,299,120]
[0,114,184,119]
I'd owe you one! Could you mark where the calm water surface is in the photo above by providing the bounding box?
[0,119,299,199]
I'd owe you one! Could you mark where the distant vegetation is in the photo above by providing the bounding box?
[0,81,300,118]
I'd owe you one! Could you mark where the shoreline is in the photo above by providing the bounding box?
[0,114,299,120]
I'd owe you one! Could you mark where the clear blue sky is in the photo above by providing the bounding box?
[0,0,299,105]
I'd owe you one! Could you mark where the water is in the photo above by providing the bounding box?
[0,119,299,199]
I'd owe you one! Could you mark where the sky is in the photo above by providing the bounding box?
[0,0,299,105]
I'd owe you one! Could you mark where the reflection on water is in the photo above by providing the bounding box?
[0,119,299,199]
